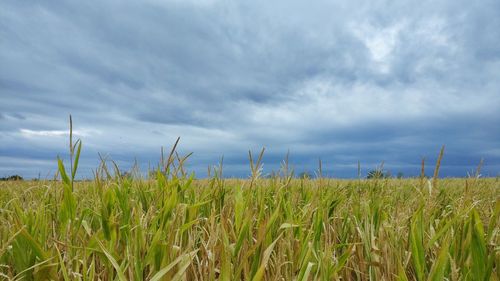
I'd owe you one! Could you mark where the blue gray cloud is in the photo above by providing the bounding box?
[1,0,499,178]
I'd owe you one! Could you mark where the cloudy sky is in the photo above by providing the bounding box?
[1,0,499,179]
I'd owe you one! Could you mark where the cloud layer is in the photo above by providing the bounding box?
[1,0,499,178]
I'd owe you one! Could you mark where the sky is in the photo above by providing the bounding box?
[1,0,499,179]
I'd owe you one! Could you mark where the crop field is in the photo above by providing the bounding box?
[0,134,499,281]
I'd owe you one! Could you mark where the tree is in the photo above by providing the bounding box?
[0,175,23,181]
[298,171,312,179]
[367,170,389,179]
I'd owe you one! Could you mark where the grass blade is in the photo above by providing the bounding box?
[150,250,198,281]
[96,240,127,281]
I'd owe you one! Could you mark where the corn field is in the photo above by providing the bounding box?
[0,128,499,280]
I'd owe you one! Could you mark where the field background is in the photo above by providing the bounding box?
[0,173,498,280]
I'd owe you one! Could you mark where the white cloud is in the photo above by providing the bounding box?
[19,129,94,138]
[351,21,406,72]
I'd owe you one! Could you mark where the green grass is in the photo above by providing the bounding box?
[0,119,498,280]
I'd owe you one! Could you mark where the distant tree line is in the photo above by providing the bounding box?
[264,170,406,179]
[0,175,24,181]
[0,171,411,181]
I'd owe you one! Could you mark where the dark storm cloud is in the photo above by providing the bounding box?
[1,0,499,178]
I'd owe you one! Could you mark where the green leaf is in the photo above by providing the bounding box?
[72,139,82,180]
[55,245,71,281]
[60,184,76,223]
[486,199,499,241]
[427,240,449,281]
[470,209,487,280]
[150,250,198,281]
[251,234,282,281]
[409,207,426,281]
[220,225,231,281]
[333,245,352,274]
[180,219,199,233]
[234,219,250,257]
[58,158,70,187]
[427,211,462,249]
[96,240,127,281]
[397,262,409,281]
[14,229,57,280]
[170,252,197,281]
[300,262,315,281]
